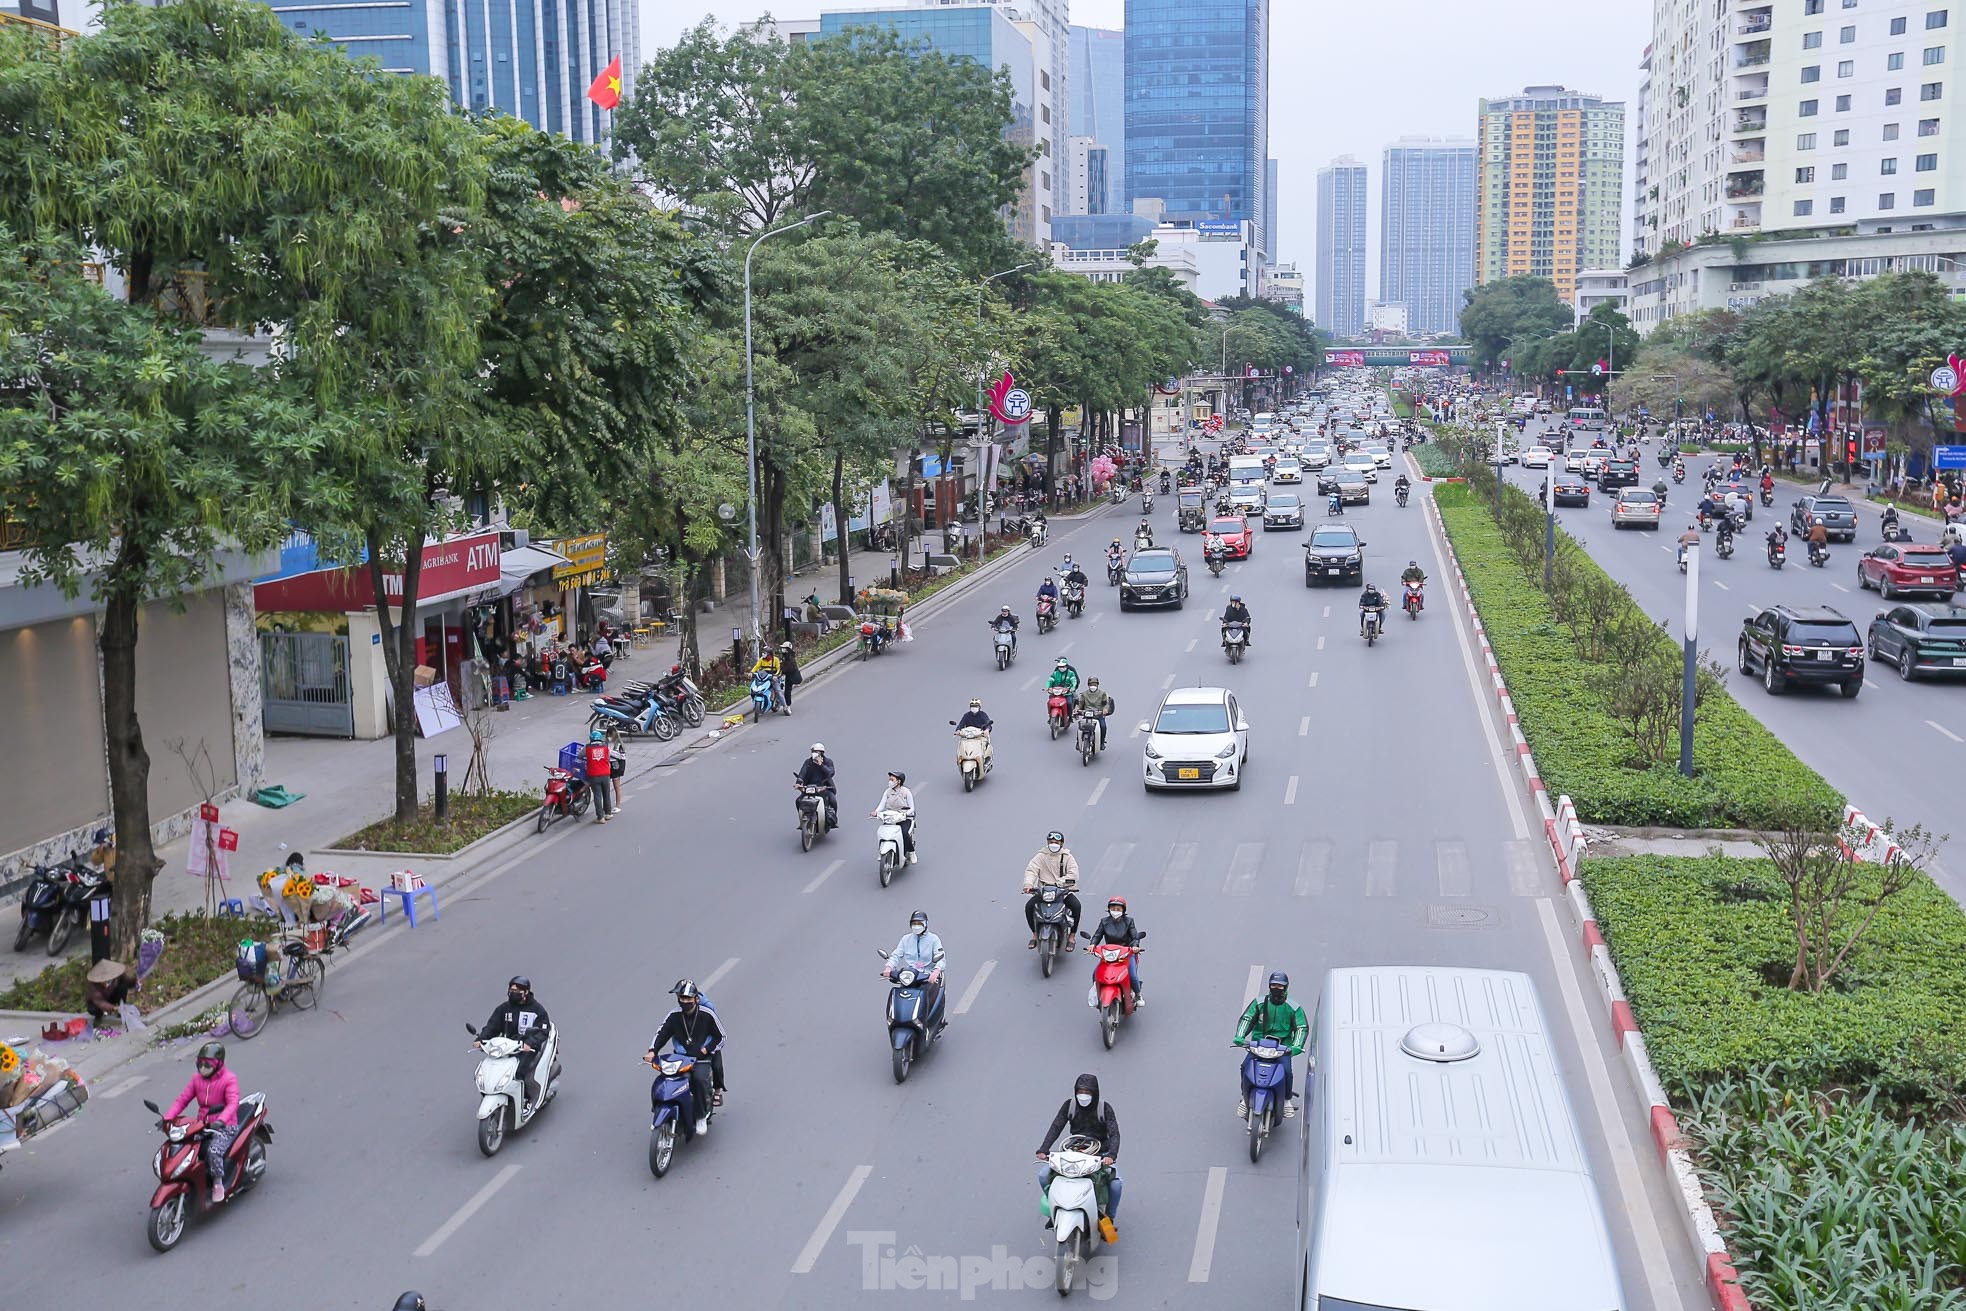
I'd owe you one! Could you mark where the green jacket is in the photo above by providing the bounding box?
[1077,686,1114,716]
[1046,667,1080,693]
[1234,996,1308,1055]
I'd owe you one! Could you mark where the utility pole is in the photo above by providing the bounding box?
[1680,539,1699,778]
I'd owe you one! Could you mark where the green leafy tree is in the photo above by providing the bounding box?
[1460,276,1573,373]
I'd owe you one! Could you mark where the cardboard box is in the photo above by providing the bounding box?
[413,664,438,688]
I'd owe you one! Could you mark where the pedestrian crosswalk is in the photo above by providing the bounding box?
[1072,837,1548,900]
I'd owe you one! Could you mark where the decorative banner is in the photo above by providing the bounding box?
[1154,379,1182,396]
[987,372,1031,426]
[199,803,219,823]
[1324,350,1366,368]
[217,828,239,852]
[1406,350,1450,367]
[1932,354,1966,396]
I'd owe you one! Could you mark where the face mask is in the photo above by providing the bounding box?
[197,1062,218,1076]
[509,992,524,1005]
[1269,991,1286,1006]
[1048,843,1062,855]
[680,1001,697,1015]
[1075,1093,1094,1108]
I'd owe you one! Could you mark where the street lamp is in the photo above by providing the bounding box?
[976,263,1036,561]
[744,210,831,655]
[1680,539,1699,778]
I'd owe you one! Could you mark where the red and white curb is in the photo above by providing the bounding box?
[1420,485,1753,1311]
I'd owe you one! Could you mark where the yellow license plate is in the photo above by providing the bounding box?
[1176,768,1201,780]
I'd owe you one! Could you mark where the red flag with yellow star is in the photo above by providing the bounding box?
[586,56,622,110]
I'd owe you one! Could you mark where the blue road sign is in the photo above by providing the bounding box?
[1935,445,1966,470]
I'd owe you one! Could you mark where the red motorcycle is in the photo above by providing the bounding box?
[536,766,591,833]
[1403,581,1424,620]
[142,1092,274,1252]
[1086,936,1145,1049]
[1046,688,1072,740]
[1035,595,1058,634]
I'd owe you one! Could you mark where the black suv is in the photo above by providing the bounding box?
[1738,605,1865,698]
[1119,547,1189,611]
[1597,458,1638,490]
[1304,524,1365,586]
[1791,495,1857,542]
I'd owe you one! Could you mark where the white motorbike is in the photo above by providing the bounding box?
[1028,521,1049,549]
[1042,1136,1108,1296]
[953,726,993,792]
[1221,622,1247,665]
[875,809,915,888]
[464,1022,560,1157]
[991,626,1017,670]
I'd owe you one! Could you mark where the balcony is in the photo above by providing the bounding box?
[1733,110,1768,134]
[1735,54,1770,70]
[1735,83,1769,103]
[1730,149,1766,165]
[1725,179,1765,200]
[1737,15,1772,36]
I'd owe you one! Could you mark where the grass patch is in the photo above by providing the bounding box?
[0,912,249,1015]
[332,790,537,853]
[1409,443,1458,478]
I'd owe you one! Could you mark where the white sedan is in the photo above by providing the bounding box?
[1342,453,1379,483]
[1141,686,1249,791]
[1519,447,1552,469]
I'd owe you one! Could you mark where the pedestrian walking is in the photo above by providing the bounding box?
[584,730,614,824]
[778,642,803,712]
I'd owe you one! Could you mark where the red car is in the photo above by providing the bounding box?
[1209,515,1254,559]
[1858,543,1961,599]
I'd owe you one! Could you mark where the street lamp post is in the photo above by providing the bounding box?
[975,263,1036,562]
[1680,539,1699,777]
[1544,458,1557,590]
[744,211,831,656]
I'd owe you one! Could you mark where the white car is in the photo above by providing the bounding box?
[1229,484,1266,513]
[1342,453,1379,483]
[1362,445,1392,469]
[1564,449,1593,474]
[1301,445,1331,470]
[1519,447,1552,469]
[1272,459,1303,484]
[1141,686,1249,792]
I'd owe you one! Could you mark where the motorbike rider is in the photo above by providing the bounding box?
[1105,539,1126,574]
[1766,523,1789,561]
[1652,476,1670,504]
[1882,505,1902,538]
[749,646,785,712]
[1808,515,1831,558]
[1696,492,1717,529]
[392,1296,427,1311]
[989,605,1020,653]
[1046,656,1081,717]
[1399,561,1427,604]
[871,770,917,864]
[1677,522,1701,567]
[1035,574,1060,620]
[1234,971,1309,1119]
[1035,1073,1122,1242]
[1357,580,1390,636]
[1062,556,1090,591]
[1203,530,1228,568]
[480,976,551,1115]
[1392,472,1411,502]
[1087,896,1144,1005]
[796,742,838,831]
[1023,830,1083,950]
[1076,677,1115,750]
[1760,468,1776,498]
[1327,489,1344,516]
[1716,507,1740,552]
[956,698,994,733]
[883,909,947,1037]
[1221,594,1253,647]
[165,1042,240,1204]
[647,979,725,1136]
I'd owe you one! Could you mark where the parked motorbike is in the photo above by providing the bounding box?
[654,669,707,727]
[1062,581,1086,619]
[794,781,833,853]
[52,865,107,957]
[535,767,592,833]
[877,947,945,1084]
[1046,688,1072,740]
[142,1091,273,1253]
[952,725,993,791]
[1402,582,1424,620]
[1222,621,1248,663]
[747,670,777,723]
[1075,712,1100,766]
[1084,935,1144,1050]
[991,625,1017,671]
[589,691,678,741]
[644,1046,710,1178]
[464,1019,560,1158]
[14,863,67,953]
[1041,1136,1108,1295]
[1031,886,1073,978]
[1240,1037,1291,1164]
[1035,596,1058,635]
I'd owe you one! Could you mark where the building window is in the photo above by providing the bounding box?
[1040,69,1050,90]
[1890,51,1907,69]
[1805,29,1824,47]
[1801,98,1820,115]
[1831,195,1847,212]
[1883,156,1900,172]
[1834,128,1851,144]
[1833,161,1850,177]
[1797,166,1817,182]
[1916,187,1937,203]
[1839,60,1856,76]
[1893,15,1909,32]
[1841,23,1858,40]
[1885,122,1902,138]
[1041,171,1051,190]
[1808,0,1825,11]
[1803,65,1823,81]
[1921,116,1944,134]
[1923,81,1945,98]
[1041,105,1050,124]
[1891,87,1907,103]
[1799,132,1819,149]
[1929,9,1949,27]
[1928,46,1950,64]
[1881,191,1897,207]
[1795,199,1815,216]
[1918,151,1940,168]
[1837,94,1853,109]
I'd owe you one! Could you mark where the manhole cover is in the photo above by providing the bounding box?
[1426,904,1494,928]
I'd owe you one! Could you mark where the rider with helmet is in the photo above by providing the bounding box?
[883,909,947,1037]
[1046,656,1081,716]
[1075,677,1114,749]
[1035,1073,1123,1242]
[796,743,838,830]
[1221,593,1252,647]
[1234,971,1309,1118]
[1087,896,1144,1004]
[872,769,917,864]
[956,698,994,733]
[1035,574,1060,622]
[989,604,1021,653]
[1023,830,1083,949]
[1399,560,1427,587]
[480,977,551,1114]
[1062,555,1089,591]
[1357,580,1390,635]
[647,979,726,1137]
[393,1297,427,1311]
[165,1041,239,1203]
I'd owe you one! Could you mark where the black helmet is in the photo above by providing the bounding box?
[508,975,531,994]
[196,1041,225,1069]
[393,1296,427,1311]
[673,979,698,1002]
[1047,830,1065,845]
[887,770,907,785]
[908,909,929,931]
[1267,971,1290,997]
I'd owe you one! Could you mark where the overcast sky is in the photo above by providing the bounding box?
[643,1,1651,297]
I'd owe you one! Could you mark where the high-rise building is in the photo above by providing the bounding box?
[1630,43,1654,258]
[1380,136,1477,336]
[1123,0,1270,259]
[914,0,1068,142]
[1066,137,1110,213]
[1068,24,1123,209]
[818,5,1050,244]
[1476,86,1625,305]
[1265,157,1279,262]
[1635,1,1730,255]
[1316,156,1368,338]
[253,0,637,145]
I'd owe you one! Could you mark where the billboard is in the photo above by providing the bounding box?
[1407,350,1451,367]
[1195,220,1242,241]
[1324,350,1367,367]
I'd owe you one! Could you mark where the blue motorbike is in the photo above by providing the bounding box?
[588,692,677,741]
[747,670,778,723]
[879,949,946,1084]
[646,1045,713,1179]
[1240,1037,1291,1163]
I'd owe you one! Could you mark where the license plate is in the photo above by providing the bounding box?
[1923,577,1935,584]
[1176,768,1200,780]
[1328,568,1342,575]
[1814,650,1830,660]
[1954,658,1966,667]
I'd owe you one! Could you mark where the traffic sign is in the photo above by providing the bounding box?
[1590,362,1605,377]
[1936,445,1966,470]
[1931,365,1959,395]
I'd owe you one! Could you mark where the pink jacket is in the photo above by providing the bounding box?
[166,1067,240,1127]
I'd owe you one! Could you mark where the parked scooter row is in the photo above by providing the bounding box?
[15,830,110,956]
[587,669,706,742]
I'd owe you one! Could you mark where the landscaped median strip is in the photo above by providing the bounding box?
[1420,479,1754,1311]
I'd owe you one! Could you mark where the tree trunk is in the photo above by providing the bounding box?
[100,573,160,961]
[367,523,425,825]
[764,467,789,648]
[832,449,853,606]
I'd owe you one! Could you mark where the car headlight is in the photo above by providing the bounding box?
[1215,744,1238,760]
[1144,743,1162,760]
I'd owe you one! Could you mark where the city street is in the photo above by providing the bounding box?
[1497,424,1966,904]
[0,449,1705,1309]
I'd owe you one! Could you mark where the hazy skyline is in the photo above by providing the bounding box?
[643,0,1651,307]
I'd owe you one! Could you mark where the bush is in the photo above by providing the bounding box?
[0,912,249,1015]
[1409,443,1457,478]
[1580,854,1966,1098]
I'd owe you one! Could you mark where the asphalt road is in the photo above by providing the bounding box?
[1,447,1707,1310]
[1498,420,1966,904]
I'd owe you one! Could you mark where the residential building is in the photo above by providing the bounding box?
[1053,218,1260,298]
[1068,24,1124,204]
[1380,135,1477,335]
[1123,0,1271,258]
[1365,302,1410,336]
[1573,268,1631,324]
[1631,43,1655,256]
[1316,155,1368,338]
[253,0,637,145]
[1476,86,1626,304]
[1266,261,1304,313]
[819,5,1050,243]
[1637,2,1731,255]
[1066,136,1111,213]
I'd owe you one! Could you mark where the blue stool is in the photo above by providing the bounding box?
[216,898,246,918]
[379,884,439,926]
[551,681,570,696]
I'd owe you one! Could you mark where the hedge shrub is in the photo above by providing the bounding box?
[1435,482,1842,827]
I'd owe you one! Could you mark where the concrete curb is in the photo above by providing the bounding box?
[1419,483,1753,1311]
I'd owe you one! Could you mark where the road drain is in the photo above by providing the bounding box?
[1426,904,1495,929]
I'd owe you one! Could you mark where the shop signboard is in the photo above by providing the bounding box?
[552,533,609,588]
[253,529,501,612]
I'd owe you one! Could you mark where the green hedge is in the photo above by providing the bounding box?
[1580,854,1966,1097]
[1408,443,1457,478]
[1435,482,1842,827]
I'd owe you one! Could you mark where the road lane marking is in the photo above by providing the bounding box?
[1365,841,1397,896]
[791,1165,873,1274]
[1203,608,1215,621]
[1930,720,1964,743]
[1298,716,1310,736]
[1315,635,1326,651]
[99,1075,147,1100]
[1503,840,1545,897]
[1224,842,1263,896]
[1129,722,1143,739]
[1090,612,1104,624]
[1284,776,1299,806]
[1188,1166,1230,1283]
[951,960,997,1016]
[702,956,740,990]
[1093,842,1134,887]
[1162,673,1175,689]
[1087,778,1110,806]
[414,1164,522,1257]
[1020,675,1039,692]
[1712,580,1730,591]
[1058,641,1075,657]
[1153,843,1198,895]
[1186,638,1198,652]
[1307,671,1320,688]
[1830,582,1850,593]
[1321,606,1330,618]
[802,859,845,895]
[1534,900,1685,1308]
[1436,840,1471,898]
[1244,965,1265,1003]
[1295,841,1331,896]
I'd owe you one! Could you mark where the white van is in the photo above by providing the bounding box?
[1567,406,1607,431]
[1227,454,1269,484]
[1295,966,1623,1311]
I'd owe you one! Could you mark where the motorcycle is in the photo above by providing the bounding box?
[1029,520,1049,550]
[1035,596,1058,635]
[794,781,833,852]
[1362,608,1384,647]
[14,862,68,954]
[877,947,945,1084]
[1109,485,1124,505]
[1222,621,1248,664]
[1883,518,1908,543]
[1394,483,1410,508]
[1327,495,1344,517]
[1809,539,1830,567]
[1716,529,1736,560]
[1105,556,1124,586]
[1142,493,1154,514]
[1241,1037,1291,1164]
[874,809,913,888]
[1768,540,1788,569]
[1062,581,1086,619]
[991,626,1017,670]
[464,1019,560,1158]
[1084,935,1144,1050]
[1402,581,1424,620]
[1677,545,1690,574]
[589,691,679,741]
[1031,885,1074,978]
[644,1046,711,1178]
[747,669,777,723]
[952,725,993,792]
[1075,712,1100,766]
[142,1091,274,1253]
[1760,487,1775,508]
[1206,551,1225,578]
[1672,466,1686,485]
[51,864,107,957]
[1047,688,1072,740]
[535,767,592,832]
[1133,533,1153,555]
[1041,1136,1108,1295]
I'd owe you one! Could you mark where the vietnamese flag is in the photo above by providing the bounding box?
[586,56,622,110]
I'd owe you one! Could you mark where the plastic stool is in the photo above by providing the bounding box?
[379,884,439,926]
[217,898,246,918]
[551,681,570,696]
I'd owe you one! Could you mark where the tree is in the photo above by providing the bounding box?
[1756,812,1941,993]
[1459,276,1573,372]
[1608,345,1736,422]
[0,238,317,956]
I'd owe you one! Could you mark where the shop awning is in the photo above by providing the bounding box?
[500,545,569,590]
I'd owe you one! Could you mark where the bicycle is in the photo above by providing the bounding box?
[225,912,369,1039]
